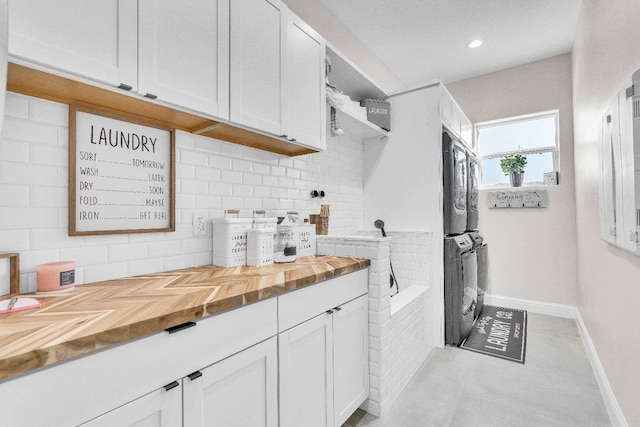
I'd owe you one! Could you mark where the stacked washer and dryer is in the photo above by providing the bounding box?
[442,130,488,346]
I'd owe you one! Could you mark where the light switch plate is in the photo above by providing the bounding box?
[193,211,207,236]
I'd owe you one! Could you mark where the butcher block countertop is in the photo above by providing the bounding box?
[0,255,370,382]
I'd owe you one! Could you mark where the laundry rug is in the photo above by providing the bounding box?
[461,305,527,364]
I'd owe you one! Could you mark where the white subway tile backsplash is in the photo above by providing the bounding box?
[1,94,364,288]
[84,262,128,284]
[29,186,67,208]
[209,155,232,169]
[180,149,209,166]
[0,162,58,186]
[0,207,59,228]
[128,258,165,277]
[1,116,58,145]
[108,243,149,263]
[29,98,68,126]
[0,184,29,207]
[220,142,243,158]
[180,179,209,195]
[0,229,30,251]
[0,140,29,162]
[4,93,30,119]
[60,246,108,267]
[221,169,242,184]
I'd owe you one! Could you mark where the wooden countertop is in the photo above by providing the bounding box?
[0,255,370,382]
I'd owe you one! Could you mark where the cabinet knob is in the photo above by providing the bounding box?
[326,309,334,314]
[333,306,342,312]
[144,93,158,100]
[118,83,133,91]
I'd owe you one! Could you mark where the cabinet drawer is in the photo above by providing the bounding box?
[278,268,368,332]
[0,297,277,427]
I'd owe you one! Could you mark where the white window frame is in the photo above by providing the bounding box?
[475,110,560,187]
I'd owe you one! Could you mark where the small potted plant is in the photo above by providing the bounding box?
[500,154,527,187]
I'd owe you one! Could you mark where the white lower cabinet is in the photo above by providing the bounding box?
[279,312,334,427]
[183,337,278,427]
[80,381,183,427]
[81,337,278,427]
[332,295,370,426]
[0,271,368,427]
[278,269,369,427]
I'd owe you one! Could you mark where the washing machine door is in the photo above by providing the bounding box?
[460,250,477,342]
[443,131,468,235]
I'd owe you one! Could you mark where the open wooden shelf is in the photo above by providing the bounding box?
[7,63,318,157]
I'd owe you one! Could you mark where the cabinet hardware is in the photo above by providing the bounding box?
[326,309,334,314]
[281,134,288,139]
[164,381,180,391]
[289,138,297,142]
[333,306,342,312]
[165,321,196,334]
[188,371,203,381]
[144,93,158,100]
[117,83,133,91]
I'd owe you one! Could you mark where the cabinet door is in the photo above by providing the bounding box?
[138,0,229,119]
[460,114,473,149]
[80,382,182,427]
[333,294,369,427]
[230,0,286,136]
[183,337,278,427]
[8,0,137,88]
[279,313,333,427]
[287,13,326,150]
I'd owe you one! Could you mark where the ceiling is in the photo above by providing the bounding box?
[317,0,583,87]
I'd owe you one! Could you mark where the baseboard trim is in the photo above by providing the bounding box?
[484,294,627,426]
[574,311,628,427]
[484,294,577,318]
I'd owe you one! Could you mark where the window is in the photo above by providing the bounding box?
[476,111,559,186]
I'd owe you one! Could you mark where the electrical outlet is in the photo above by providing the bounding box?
[193,211,207,236]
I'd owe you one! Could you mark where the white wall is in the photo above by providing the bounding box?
[572,1,640,425]
[447,54,578,306]
[0,92,365,294]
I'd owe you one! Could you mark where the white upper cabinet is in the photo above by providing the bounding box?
[286,13,326,151]
[230,0,326,151]
[8,0,137,89]
[230,0,287,136]
[138,0,230,119]
[440,84,472,148]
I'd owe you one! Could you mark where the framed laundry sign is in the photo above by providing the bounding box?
[68,106,175,236]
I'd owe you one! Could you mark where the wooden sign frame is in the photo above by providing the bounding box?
[69,105,175,236]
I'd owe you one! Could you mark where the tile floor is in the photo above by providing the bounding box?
[343,313,612,427]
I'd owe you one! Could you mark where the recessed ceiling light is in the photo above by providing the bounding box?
[468,40,483,48]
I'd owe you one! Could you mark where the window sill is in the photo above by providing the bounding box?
[479,184,560,191]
